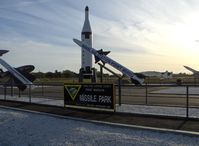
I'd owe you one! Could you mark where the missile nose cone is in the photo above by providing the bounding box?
[73,38,82,47]
[85,6,89,11]
[82,6,92,33]
[0,50,9,56]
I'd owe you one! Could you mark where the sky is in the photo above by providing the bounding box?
[0,0,199,73]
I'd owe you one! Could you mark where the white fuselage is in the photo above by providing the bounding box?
[73,39,144,85]
[141,71,173,79]
[81,7,92,69]
[81,34,92,69]
[184,66,199,77]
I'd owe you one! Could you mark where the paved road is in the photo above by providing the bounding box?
[0,100,199,133]
[1,106,199,146]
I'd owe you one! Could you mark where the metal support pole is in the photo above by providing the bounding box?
[42,83,44,96]
[11,78,14,96]
[91,68,97,83]
[194,77,196,85]
[29,84,31,103]
[186,86,189,119]
[79,68,83,82]
[18,88,21,97]
[145,84,148,105]
[4,86,6,100]
[100,65,103,83]
[11,84,13,96]
[97,63,122,106]
[118,77,121,106]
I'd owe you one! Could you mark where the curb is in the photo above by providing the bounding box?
[0,105,199,137]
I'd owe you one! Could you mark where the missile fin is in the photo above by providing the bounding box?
[97,49,110,56]
[94,55,106,65]
[94,56,101,63]
[95,49,110,64]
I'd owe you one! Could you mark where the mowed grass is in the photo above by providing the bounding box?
[33,77,117,85]
[34,76,199,85]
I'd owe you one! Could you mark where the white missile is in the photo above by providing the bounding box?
[81,6,92,70]
[73,38,144,85]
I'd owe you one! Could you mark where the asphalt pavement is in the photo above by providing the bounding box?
[0,100,199,133]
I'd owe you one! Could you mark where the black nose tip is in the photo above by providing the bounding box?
[85,6,89,11]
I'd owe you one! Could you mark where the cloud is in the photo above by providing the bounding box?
[1,0,199,72]
[0,0,52,8]
[0,38,80,72]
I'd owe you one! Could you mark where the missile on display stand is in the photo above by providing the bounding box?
[73,38,144,85]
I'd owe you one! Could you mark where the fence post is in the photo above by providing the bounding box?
[118,77,121,106]
[18,88,21,97]
[11,78,14,96]
[42,83,44,96]
[145,84,148,105]
[11,84,13,96]
[186,86,189,118]
[4,86,6,100]
[29,84,31,103]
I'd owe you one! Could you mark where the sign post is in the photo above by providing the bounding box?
[64,83,115,112]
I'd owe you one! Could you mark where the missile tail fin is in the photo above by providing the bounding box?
[94,56,100,63]
[95,49,110,64]
[94,55,106,65]
[97,49,110,56]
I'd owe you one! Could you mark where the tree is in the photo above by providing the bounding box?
[45,72,54,78]
[62,70,77,78]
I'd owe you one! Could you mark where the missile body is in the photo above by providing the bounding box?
[0,58,32,85]
[81,6,92,71]
[73,39,144,85]
[0,50,9,56]
[184,66,198,73]
[0,49,32,84]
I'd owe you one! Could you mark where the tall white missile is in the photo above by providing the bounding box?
[73,38,145,85]
[81,6,92,70]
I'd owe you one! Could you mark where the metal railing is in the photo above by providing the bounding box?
[116,84,199,106]
[115,84,199,118]
[0,83,199,119]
